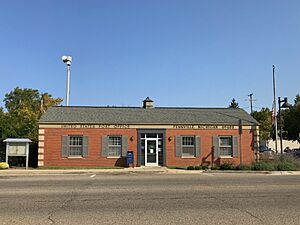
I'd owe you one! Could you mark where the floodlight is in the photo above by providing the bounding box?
[62,56,72,65]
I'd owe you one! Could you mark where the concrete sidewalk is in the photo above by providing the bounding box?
[1,167,300,176]
[0,167,195,176]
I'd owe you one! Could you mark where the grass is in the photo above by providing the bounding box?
[38,166,124,170]
[167,166,188,170]
[167,155,300,171]
[236,164,252,170]
[219,163,236,170]
[251,161,276,171]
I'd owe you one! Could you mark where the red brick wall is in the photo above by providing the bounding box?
[166,129,255,167]
[43,128,138,167]
[42,128,255,167]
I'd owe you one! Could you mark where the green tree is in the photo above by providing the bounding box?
[2,87,62,140]
[283,95,300,143]
[294,94,300,105]
[229,98,239,108]
[0,107,4,138]
[251,108,272,141]
[40,93,63,113]
[4,87,40,112]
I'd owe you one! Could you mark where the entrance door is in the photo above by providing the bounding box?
[145,139,158,166]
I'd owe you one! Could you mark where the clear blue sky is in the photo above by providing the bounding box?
[0,0,299,112]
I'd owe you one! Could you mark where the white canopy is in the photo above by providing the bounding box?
[3,138,32,143]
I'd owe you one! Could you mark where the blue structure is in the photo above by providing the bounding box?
[126,151,134,168]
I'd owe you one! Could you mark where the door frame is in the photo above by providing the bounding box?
[145,138,158,166]
[137,129,166,167]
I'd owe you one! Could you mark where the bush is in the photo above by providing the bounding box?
[0,162,9,170]
[187,166,195,170]
[252,155,300,171]
[273,155,299,171]
[251,162,276,171]
[236,164,251,170]
[201,165,209,170]
[220,163,236,170]
[276,162,297,171]
[211,166,220,170]
[167,166,187,170]
[194,166,201,170]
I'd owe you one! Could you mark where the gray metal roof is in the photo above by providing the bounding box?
[39,106,259,125]
[3,138,32,143]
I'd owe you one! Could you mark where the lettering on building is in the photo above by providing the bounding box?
[60,124,236,129]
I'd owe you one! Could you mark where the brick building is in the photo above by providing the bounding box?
[38,98,259,167]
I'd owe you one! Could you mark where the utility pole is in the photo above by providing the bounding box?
[272,65,278,154]
[248,93,253,114]
[239,119,243,165]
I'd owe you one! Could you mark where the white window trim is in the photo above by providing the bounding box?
[107,135,122,157]
[107,156,122,159]
[219,156,233,159]
[219,136,233,157]
[67,156,83,159]
[181,136,195,157]
[181,156,196,159]
[68,135,83,157]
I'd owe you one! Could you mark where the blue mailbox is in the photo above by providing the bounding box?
[126,151,134,168]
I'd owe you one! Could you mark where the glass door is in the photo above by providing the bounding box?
[145,139,158,166]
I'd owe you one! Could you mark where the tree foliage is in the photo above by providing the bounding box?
[251,108,272,141]
[229,98,239,108]
[283,94,300,143]
[4,87,41,113]
[40,93,63,113]
[1,87,62,140]
[0,107,4,138]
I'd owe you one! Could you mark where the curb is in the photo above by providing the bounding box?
[1,169,300,176]
[203,170,300,175]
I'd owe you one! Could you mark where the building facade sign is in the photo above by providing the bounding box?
[39,124,247,130]
[61,124,130,129]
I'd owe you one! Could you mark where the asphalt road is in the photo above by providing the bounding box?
[0,173,299,225]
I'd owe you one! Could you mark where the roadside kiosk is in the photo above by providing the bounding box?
[3,138,32,169]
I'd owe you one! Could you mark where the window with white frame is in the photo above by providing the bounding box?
[182,136,195,156]
[219,136,233,156]
[69,136,83,156]
[108,136,122,157]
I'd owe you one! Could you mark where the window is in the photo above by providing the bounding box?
[61,136,88,158]
[69,136,83,156]
[219,136,232,156]
[108,136,122,157]
[182,136,195,156]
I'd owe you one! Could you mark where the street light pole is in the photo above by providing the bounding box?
[278,97,283,155]
[272,65,278,154]
[66,64,71,106]
[62,56,72,106]
[278,97,291,155]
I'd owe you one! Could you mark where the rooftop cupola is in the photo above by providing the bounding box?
[143,97,154,109]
